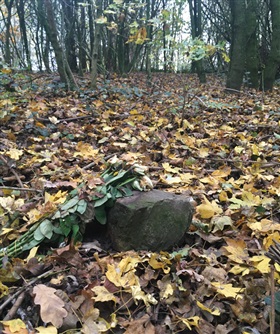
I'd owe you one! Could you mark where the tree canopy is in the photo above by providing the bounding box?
[0,0,279,90]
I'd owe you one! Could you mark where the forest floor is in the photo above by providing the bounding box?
[0,72,280,334]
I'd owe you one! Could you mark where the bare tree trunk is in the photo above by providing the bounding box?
[226,0,246,91]
[16,0,32,70]
[61,0,78,73]
[188,0,206,83]
[77,2,87,74]
[245,0,258,88]
[3,0,15,65]
[37,0,78,90]
[263,0,280,91]
[91,0,102,89]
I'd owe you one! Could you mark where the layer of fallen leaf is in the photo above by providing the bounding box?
[1,72,280,333]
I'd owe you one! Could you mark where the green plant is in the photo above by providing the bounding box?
[0,157,153,265]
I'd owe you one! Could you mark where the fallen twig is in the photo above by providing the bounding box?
[3,291,26,320]
[0,186,42,193]
[0,269,56,314]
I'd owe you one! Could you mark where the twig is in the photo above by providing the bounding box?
[3,291,26,320]
[187,93,209,108]
[224,87,254,96]
[82,162,95,170]
[270,264,275,334]
[0,186,42,193]
[0,155,26,196]
[0,269,59,314]
[36,115,93,123]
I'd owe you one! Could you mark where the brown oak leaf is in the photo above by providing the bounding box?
[33,284,68,328]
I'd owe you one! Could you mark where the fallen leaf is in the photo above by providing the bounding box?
[33,284,68,328]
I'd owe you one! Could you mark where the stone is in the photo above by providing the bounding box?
[107,189,193,251]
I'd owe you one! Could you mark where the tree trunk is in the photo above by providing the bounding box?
[91,0,102,89]
[263,0,280,91]
[78,3,87,73]
[226,0,246,91]
[146,0,152,84]
[37,0,77,90]
[61,0,78,73]
[3,0,15,65]
[245,0,258,88]
[188,0,206,83]
[16,0,32,70]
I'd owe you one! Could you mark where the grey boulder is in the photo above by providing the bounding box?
[107,190,193,251]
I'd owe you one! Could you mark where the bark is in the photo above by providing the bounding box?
[245,0,258,88]
[263,0,280,91]
[3,0,15,65]
[62,0,78,73]
[78,3,87,73]
[226,0,246,91]
[146,0,152,84]
[16,0,32,70]
[91,0,102,88]
[37,0,77,90]
[188,0,206,83]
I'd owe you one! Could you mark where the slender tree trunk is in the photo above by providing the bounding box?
[37,0,77,90]
[226,0,246,91]
[146,0,152,84]
[263,0,280,91]
[62,0,78,73]
[245,0,258,88]
[78,3,87,73]
[91,0,102,88]
[16,0,32,70]
[117,22,125,74]
[88,0,94,66]
[188,0,206,83]
[4,0,15,65]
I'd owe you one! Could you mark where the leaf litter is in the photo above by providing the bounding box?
[0,72,280,333]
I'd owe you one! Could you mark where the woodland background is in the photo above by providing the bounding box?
[0,0,280,334]
[0,0,279,90]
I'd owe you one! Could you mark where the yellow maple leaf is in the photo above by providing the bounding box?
[130,285,158,306]
[149,253,171,274]
[180,173,196,184]
[263,232,280,249]
[209,216,233,233]
[74,142,99,159]
[35,326,58,334]
[229,265,250,276]
[211,282,244,299]
[250,255,270,274]
[5,148,23,160]
[157,275,174,299]
[106,256,141,288]
[241,191,261,206]
[0,281,9,298]
[92,286,117,303]
[24,207,44,224]
[176,315,200,330]
[197,147,209,158]
[162,162,181,174]
[219,190,228,202]
[45,190,67,205]
[1,319,27,332]
[211,166,231,178]
[196,196,223,218]
[160,174,181,185]
[248,219,280,235]
[196,300,220,316]
[222,239,249,264]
